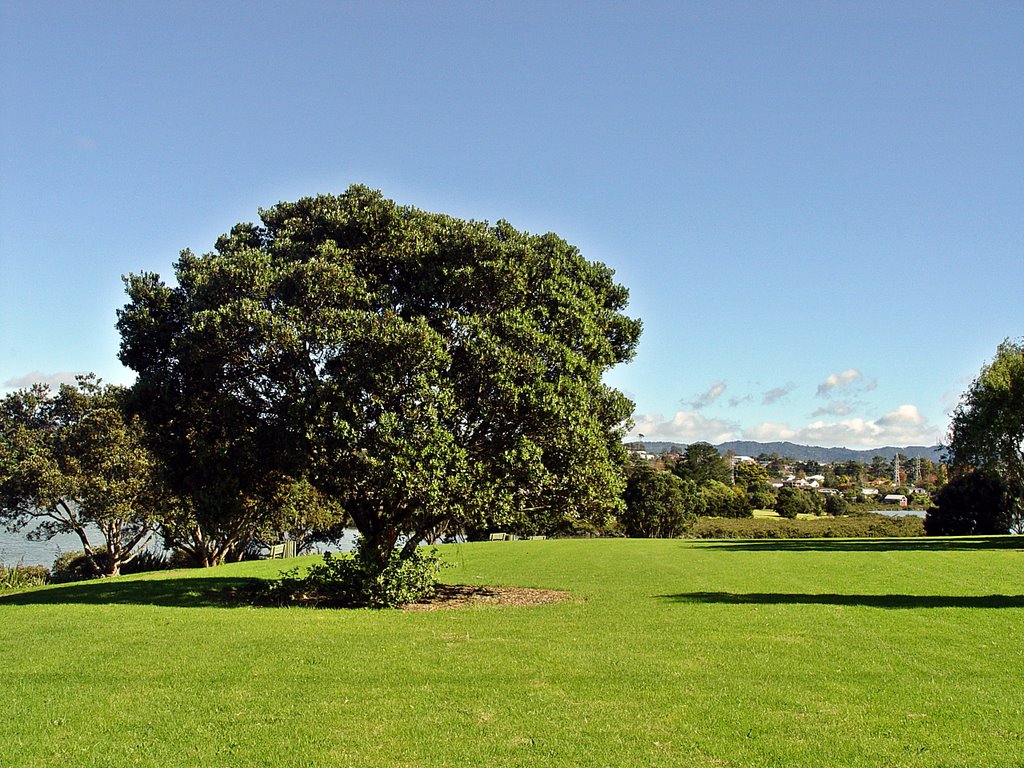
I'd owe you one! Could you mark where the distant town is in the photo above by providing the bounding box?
[627,439,944,509]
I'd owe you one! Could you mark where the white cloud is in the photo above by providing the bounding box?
[631,410,739,444]
[3,370,87,390]
[762,383,796,405]
[816,368,863,397]
[744,422,798,441]
[743,404,941,448]
[685,380,726,410]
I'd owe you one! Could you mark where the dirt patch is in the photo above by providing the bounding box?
[404,584,573,611]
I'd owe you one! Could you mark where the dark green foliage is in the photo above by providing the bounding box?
[265,539,448,608]
[690,513,925,539]
[673,442,731,486]
[51,550,100,583]
[748,484,779,510]
[734,464,778,509]
[118,185,640,574]
[776,487,823,519]
[700,480,753,518]
[619,461,699,537]
[925,470,1012,536]
[52,547,170,583]
[824,494,848,516]
[946,338,1024,530]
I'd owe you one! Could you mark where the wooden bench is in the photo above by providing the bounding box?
[267,541,297,559]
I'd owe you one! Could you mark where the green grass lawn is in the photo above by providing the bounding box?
[2,537,1023,767]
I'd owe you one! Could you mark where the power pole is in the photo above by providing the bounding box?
[893,454,901,487]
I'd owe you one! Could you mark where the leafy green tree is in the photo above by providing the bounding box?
[946,338,1024,529]
[733,461,769,491]
[674,442,731,486]
[775,487,822,519]
[619,460,700,537]
[796,460,822,476]
[925,470,1012,535]
[0,377,165,576]
[824,493,847,516]
[118,185,641,572]
[733,462,777,509]
[758,452,787,477]
[868,456,890,481]
[840,460,865,486]
[700,480,752,518]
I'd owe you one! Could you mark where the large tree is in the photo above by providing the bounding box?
[117,185,641,571]
[673,442,731,486]
[925,469,1012,536]
[0,377,163,576]
[945,338,1024,530]
[620,460,700,538]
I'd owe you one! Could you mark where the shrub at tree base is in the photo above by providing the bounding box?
[52,548,170,583]
[690,514,925,539]
[265,540,448,608]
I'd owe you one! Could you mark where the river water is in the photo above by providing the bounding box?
[0,526,103,567]
[0,526,361,568]
[866,508,925,518]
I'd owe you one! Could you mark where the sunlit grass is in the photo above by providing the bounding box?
[2,537,1022,766]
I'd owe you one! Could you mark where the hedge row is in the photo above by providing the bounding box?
[689,513,925,539]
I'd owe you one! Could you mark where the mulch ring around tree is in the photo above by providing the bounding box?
[404,584,575,611]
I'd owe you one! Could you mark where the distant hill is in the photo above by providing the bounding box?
[628,440,943,463]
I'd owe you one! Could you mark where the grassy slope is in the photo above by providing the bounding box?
[1,538,1023,767]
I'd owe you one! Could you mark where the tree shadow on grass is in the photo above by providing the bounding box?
[697,536,1023,553]
[658,591,1024,609]
[0,575,264,608]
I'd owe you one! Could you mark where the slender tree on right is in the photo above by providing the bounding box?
[945,338,1024,531]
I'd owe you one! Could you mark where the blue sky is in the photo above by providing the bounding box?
[1,1,1021,449]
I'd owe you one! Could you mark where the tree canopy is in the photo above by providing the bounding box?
[117,185,642,569]
[925,469,1012,536]
[620,460,699,538]
[945,338,1023,531]
[673,442,731,486]
[0,377,162,576]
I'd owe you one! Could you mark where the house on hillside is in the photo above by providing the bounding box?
[883,494,908,507]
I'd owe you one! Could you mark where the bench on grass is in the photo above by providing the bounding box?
[267,541,297,559]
